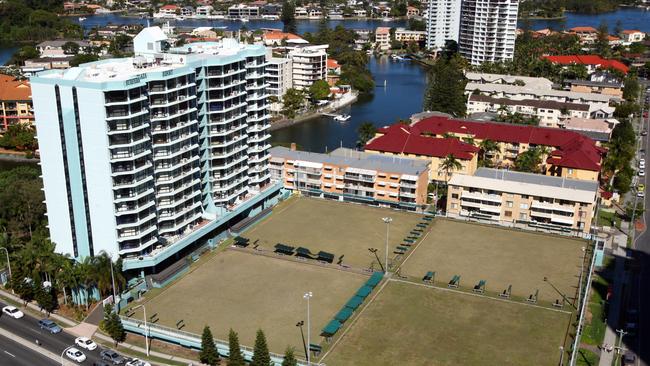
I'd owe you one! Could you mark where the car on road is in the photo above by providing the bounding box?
[75,336,98,350]
[637,190,645,198]
[38,318,62,334]
[66,347,87,363]
[639,169,645,177]
[642,130,648,136]
[2,305,24,319]
[623,351,636,366]
[638,184,645,192]
[100,349,127,365]
[125,359,152,366]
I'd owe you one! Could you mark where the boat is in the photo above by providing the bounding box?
[240,17,250,22]
[334,114,351,122]
[381,17,392,22]
[78,17,86,21]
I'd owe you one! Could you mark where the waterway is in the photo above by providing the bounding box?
[271,56,427,152]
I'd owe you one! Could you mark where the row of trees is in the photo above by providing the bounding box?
[0,124,38,152]
[0,0,82,43]
[200,327,298,366]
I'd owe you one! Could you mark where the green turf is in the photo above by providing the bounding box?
[399,219,586,302]
[243,197,423,269]
[324,281,571,366]
[142,250,366,353]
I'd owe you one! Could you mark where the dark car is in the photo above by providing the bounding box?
[37,319,62,334]
[100,349,126,365]
[623,351,636,366]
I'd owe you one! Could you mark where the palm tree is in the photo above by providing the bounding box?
[56,255,76,306]
[478,139,499,165]
[439,154,463,182]
[357,122,377,148]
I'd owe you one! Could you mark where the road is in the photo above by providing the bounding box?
[628,81,650,366]
[0,333,59,366]
[0,300,104,365]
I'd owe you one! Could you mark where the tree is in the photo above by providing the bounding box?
[0,166,46,245]
[623,76,640,101]
[251,329,271,366]
[0,123,37,151]
[614,102,640,119]
[200,326,220,366]
[10,46,39,65]
[478,139,499,165]
[281,0,297,34]
[228,329,245,366]
[102,304,126,347]
[440,154,463,182]
[357,122,377,148]
[10,273,34,306]
[62,41,80,55]
[514,147,543,173]
[282,347,298,366]
[35,285,57,315]
[308,79,330,101]
[423,55,467,117]
[595,21,611,58]
[281,88,305,119]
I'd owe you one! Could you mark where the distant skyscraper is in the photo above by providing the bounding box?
[458,0,518,65]
[30,27,281,273]
[425,0,461,50]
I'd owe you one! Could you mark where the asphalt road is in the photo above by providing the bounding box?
[629,82,650,366]
[0,333,59,366]
[0,300,104,365]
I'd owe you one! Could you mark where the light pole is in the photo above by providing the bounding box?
[0,247,11,281]
[132,304,150,356]
[296,321,308,361]
[303,292,313,366]
[367,248,384,272]
[382,217,392,273]
[615,329,627,359]
[558,346,564,366]
[577,246,586,308]
[109,255,117,306]
[60,345,74,365]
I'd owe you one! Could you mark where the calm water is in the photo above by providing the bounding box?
[271,56,428,152]
[530,8,650,32]
[0,46,17,65]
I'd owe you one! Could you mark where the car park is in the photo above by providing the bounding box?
[38,319,62,334]
[2,305,24,319]
[100,349,126,364]
[75,336,98,350]
[66,348,87,363]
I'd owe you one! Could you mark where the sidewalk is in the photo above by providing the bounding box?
[598,234,628,366]
[0,288,200,366]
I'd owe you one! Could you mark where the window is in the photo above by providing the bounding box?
[505,211,512,217]
[147,42,153,50]
[452,193,459,199]
[520,203,529,209]
[451,203,458,209]
[567,168,574,174]
[506,201,513,208]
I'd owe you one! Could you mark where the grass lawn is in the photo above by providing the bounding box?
[582,274,609,346]
[324,281,571,366]
[576,348,600,366]
[142,250,366,353]
[399,219,586,302]
[242,197,423,269]
[598,210,621,229]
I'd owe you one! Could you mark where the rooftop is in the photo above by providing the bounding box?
[564,79,623,88]
[465,82,616,103]
[270,146,430,176]
[543,55,629,74]
[469,94,590,112]
[448,168,598,203]
[464,72,554,90]
[0,75,32,101]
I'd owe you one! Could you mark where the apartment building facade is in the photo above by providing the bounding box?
[425,0,461,50]
[288,45,327,90]
[458,0,518,65]
[265,55,293,112]
[228,4,260,18]
[270,146,430,210]
[0,75,34,131]
[375,27,391,50]
[446,168,598,236]
[30,27,280,273]
[394,28,426,42]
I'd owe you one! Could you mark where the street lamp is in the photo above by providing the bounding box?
[558,346,564,366]
[382,217,392,273]
[296,321,308,360]
[132,304,150,356]
[109,255,117,308]
[0,247,11,281]
[60,345,74,365]
[303,292,313,366]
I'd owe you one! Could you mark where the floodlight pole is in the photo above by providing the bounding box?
[559,346,564,366]
[382,217,392,273]
[296,321,308,360]
[303,292,313,366]
[132,304,149,356]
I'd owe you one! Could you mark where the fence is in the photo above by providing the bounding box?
[120,316,323,366]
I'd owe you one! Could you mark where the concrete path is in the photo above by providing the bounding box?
[598,239,628,366]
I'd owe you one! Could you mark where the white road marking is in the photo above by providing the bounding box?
[4,351,15,357]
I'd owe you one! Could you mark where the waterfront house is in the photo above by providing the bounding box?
[567,26,599,44]
[619,29,646,44]
[0,75,33,132]
[375,27,391,50]
[406,6,419,17]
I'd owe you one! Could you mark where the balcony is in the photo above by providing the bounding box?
[111,162,153,177]
[531,200,574,214]
[118,236,158,255]
[461,191,502,203]
[159,210,203,235]
[110,148,151,163]
[116,212,157,230]
[115,200,156,216]
[156,178,201,198]
[114,188,155,203]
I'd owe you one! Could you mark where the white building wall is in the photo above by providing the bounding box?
[425,0,461,50]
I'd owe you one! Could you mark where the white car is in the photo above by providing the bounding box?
[65,348,87,363]
[75,336,97,351]
[126,359,152,366]
[640,170,646,177]
[2,306,24,319]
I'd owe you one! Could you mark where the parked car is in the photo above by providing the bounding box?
[639,169,645,177]
[623,351,636,366]
[66,347,87,363]
[637,191,645,198]
[642,130,648,136]
[100,349,126,365]
[2,306,24,319]
[75,336,98,350]
[638,184,645,192]
[125,359,152,366]
[38,319,62,334]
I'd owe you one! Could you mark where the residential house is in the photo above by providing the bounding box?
[567,26,599,44]
[36,40,92,58]
[0,75,33,131]
[619,30,646,44]
[406,6,419,17]
[375,27,391,50]
[563,79,624,99]
[262,31,309,46]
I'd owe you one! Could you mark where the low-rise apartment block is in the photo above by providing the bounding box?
[563,79,624,99]
[270,146,430,210]
[288,45,327,90]
[394,28,426,42]
[446,168,598,236]
[228,4,260,18]
[265,55,292,112]
[619,29,645,44]
[0,75,34,131]
[366,116,605,182]
[375,27,391,50]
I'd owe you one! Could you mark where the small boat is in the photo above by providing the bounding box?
[334,114,351,122]
[240,17,249,22]
[381,17,392,22]
[78,17,86,21]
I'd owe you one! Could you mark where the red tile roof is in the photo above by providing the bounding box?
[366,124,479,160]
[543,55,629,74]
[569,26,598,33]
[621,29,642,34]
[367,116,604,172]
[0,75,32,102]
[327,59,340,69]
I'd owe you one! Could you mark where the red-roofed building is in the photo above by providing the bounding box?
[159,5,179,15]
[0,75,34,131]
[365,116,604,182]
[567,26,599,44]
[619,29,646,43]
[543,55,629,75]
[326,58,341,85]
[262,31,308,46]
